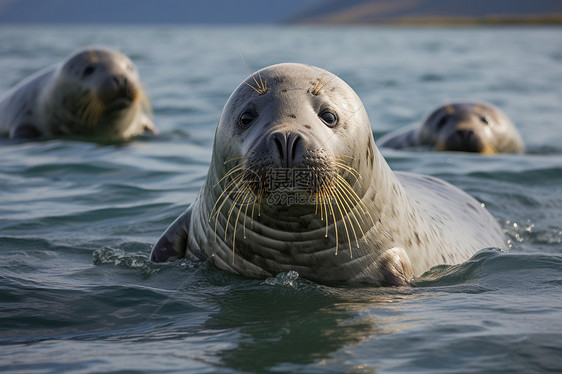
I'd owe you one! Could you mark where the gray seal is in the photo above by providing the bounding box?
[0,47,156,140]
[151,64,506,286]
[378,102,524,154]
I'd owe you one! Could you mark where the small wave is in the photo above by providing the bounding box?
[92,247,158,278]
[526,145,562,155]
[414,248,562,290]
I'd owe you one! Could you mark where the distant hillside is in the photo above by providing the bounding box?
[0,0,322,24]
[290,0,562,25]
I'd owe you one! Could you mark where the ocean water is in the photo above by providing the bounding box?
[0,25,561,373]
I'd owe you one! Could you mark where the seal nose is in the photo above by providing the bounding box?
[103,74,134,100]
[113,74,132,95]
[447,129,480,152]
[112,74,126,88]
[272,132,302,168]
[455,129,475,144]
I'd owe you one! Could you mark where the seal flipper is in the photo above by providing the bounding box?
[150,207,191,262]
[10,123,41,139]
[141,115,158,136]
[379,247,414,286]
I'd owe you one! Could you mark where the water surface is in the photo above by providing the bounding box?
[0,25,561,373]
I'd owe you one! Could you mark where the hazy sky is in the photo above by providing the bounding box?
[0,0,324,24]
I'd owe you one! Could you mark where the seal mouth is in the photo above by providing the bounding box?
[439,130,484,153]
[208,155,374,260]
[106,97,134,111]
[74,83,150,129]
[214,153,358,209]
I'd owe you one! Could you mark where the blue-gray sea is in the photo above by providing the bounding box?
[0,25,561,373]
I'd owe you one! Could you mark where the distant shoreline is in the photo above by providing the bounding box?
[291,14,562,26]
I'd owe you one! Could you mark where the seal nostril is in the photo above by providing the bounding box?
[273,133,285,162]
[272,132,302,168]
[290,134,301,162]
[111,75,128,89]
[457,130,474,142]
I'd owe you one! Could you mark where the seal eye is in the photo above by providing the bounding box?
[83,65,95,77]
[436,116,448,130]
[480,115,490,125]
[319,110,338,127]
[239,111,256,129]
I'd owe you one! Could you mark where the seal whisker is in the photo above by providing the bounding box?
[81,97,98,126]
[335,174,375,226]
[334,179,372,232]
[323,184,339,255]
[223,156,249,165]
[211,171,245,218]
[309,71,326,95]
[241,55,261,89]
[242,185,255,239]
[231,185,252,261]
[315,73,338,95]
[242,81,265,95]
[212,176,246,242]
[322,188,330,236]
[77,92,93,117]
[257,188,264,218]
[224,182,250,242]
[214,162,247,187]
[78,93,96,125]
[86,94,106,126]
[332,183,361,249]
[334,178,368,245]
[210,172,245,224]
[334,161,362,184]
[313,172,320,216]
[257,69,266,93]
[330,184,353,257]
[92,98,105,125]
[240,55,267,95]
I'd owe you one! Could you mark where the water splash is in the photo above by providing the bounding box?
[264,271,300,287]
[92,247,159,278]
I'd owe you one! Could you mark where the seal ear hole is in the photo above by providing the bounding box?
[319,110,338,127]
[83,65,95,77]
[238,111,256,129]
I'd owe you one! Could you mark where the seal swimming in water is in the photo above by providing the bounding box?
[151,63,506,286]
[0,46,156,140]
[378,102,524,154]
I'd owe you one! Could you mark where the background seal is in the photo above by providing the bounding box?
[0,46,156,141]
[378,102,525,154]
